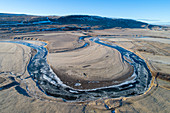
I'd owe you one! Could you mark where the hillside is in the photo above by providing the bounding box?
[0,13,163,34]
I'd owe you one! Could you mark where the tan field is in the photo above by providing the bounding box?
[0,28,170,113]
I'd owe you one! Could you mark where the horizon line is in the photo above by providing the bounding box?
[0,11,170,25]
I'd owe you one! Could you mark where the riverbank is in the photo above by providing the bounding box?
[0,29,169,112]
[0,35,152,102]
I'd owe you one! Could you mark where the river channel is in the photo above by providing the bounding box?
[0,37,152,102]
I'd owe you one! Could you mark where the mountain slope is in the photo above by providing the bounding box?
[56,15,149,28]
[0,13,163,34]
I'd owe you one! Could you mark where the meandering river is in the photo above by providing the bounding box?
[0,37,152,101]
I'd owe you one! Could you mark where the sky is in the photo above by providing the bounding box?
[0,0,170,25]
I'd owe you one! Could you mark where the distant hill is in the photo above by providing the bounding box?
[56,15,149,28]
[0,13,164,34]
[0,13,27,16]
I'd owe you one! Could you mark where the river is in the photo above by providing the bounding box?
[0,37,152,102]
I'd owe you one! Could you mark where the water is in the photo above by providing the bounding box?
[0,38,152,101]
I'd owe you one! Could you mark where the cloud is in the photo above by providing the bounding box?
[138,19,160,22]
[152,22,170,25]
